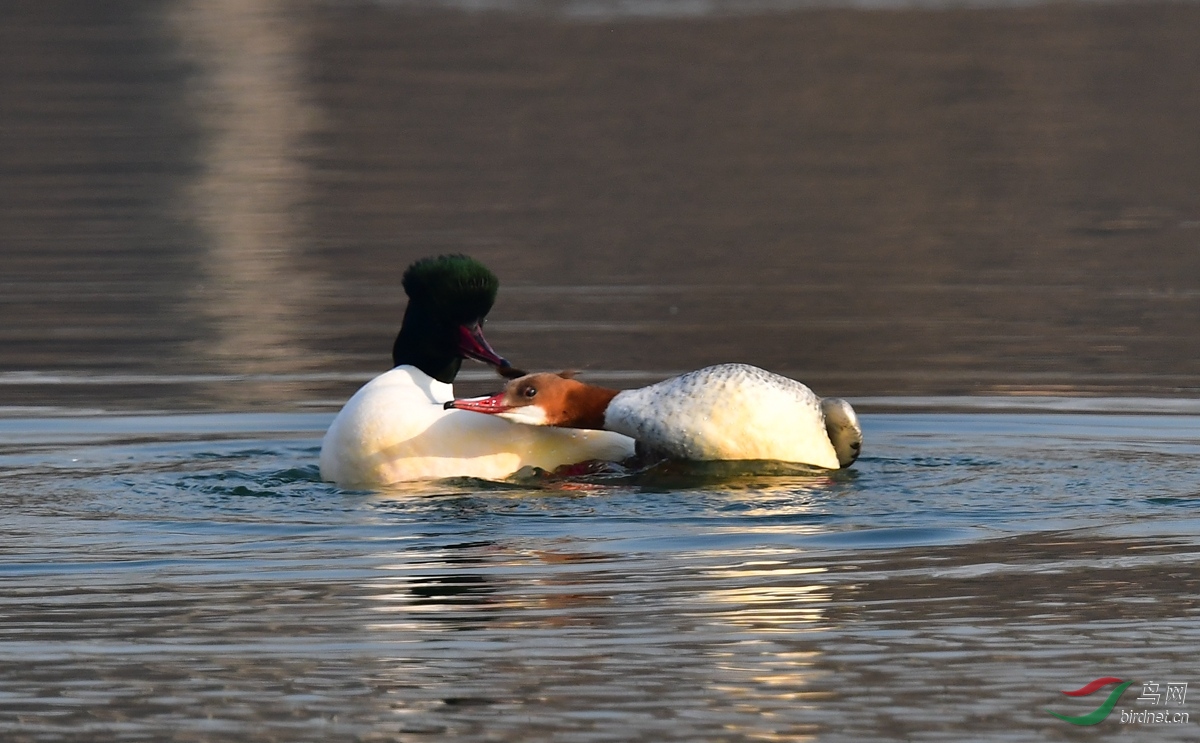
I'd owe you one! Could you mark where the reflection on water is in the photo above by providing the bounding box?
[170,0,321,376]
[1,408,1199,741]
[4,1,1200,406]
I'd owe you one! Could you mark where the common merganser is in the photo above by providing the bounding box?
[319,255,635,487]
[448,363,863,469]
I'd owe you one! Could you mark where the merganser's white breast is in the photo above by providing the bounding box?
[603,363,852,469]
[320,366,635,487]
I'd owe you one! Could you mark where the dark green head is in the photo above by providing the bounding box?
[392,255,513,383]
[400,254,499,326]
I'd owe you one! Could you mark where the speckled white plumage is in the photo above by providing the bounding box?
[604,363,856,469]
[319,366,635,487]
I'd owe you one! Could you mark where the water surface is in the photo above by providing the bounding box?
[4,0,1200,402]
[4,0,1200,739]
[2,403,1199,741]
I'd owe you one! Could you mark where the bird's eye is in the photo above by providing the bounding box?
[522,386,537,399]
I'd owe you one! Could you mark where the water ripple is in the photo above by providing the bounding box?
[2,409,1200,741]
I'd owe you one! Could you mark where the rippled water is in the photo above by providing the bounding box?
[2,403,1198,741]
[6,0,1200,738]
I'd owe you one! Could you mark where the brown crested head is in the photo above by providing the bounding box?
[448,371,618,429]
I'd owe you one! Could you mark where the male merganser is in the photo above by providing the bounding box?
[448,363,862,469]
[319,255,635,487]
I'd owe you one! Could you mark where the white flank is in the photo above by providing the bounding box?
[319,366,634,487]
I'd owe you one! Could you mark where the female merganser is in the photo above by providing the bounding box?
[449,363,863,469]
[319,255,634,487]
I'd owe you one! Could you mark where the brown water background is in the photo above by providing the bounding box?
[3,0,1199,408]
